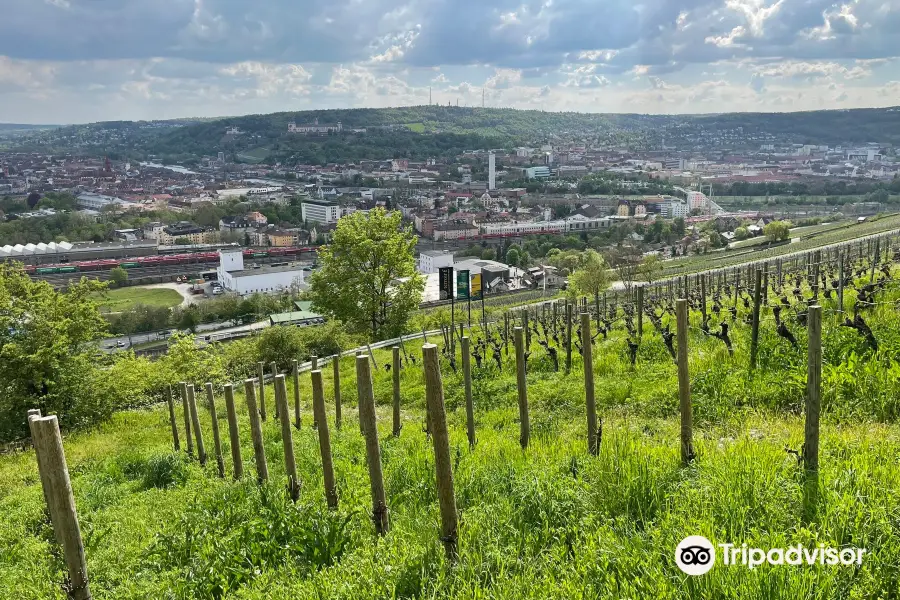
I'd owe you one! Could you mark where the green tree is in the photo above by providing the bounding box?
[0,264,109,440]
[639,254,663,283]
[505,247,520,267]
[568,249,611,299]
[764,220,791,242]
[309,208,424,338]
[174,237,192,245]
[734,226,750,241]
[110,266,128,287]
[177,307,200,333]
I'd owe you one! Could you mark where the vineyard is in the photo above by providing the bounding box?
[3,232,900,599]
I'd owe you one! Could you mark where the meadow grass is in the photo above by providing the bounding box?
[3,277,900,598]
[93,286,184,313]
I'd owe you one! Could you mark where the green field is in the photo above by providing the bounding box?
[236,147,271,164]
[95,286,184,313]
[4,253,900,598]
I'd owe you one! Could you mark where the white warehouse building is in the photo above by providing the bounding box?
[418,250,454,274]
[301,200,341,224]
[216,250,307,296]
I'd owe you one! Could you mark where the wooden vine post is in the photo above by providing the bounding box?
[700,275,707,324]
[422,343,458,559]
[311,370,338,508]
[31,415,92,600]
[166,385,180,452]
[581,313,599,456]
[274,375,301,501]
[223,384,243,479]
[257,361,267,422]
[392,346,402,437]
[204,383,225,478]
[462,336,475,448]
[332,356,342,430]
[565,303,573,374]
[186,384,207,466]
[636,286,644,340]
[838,252,845,314]
[270,362,279,419]
[749,269,762,372]
[292,358,301,429]
[179,382,193,457]
[803,306,822,472]
[514,326,530,450]
[675,299,694,465]
[244,378,269,483]
[356,355,390,535]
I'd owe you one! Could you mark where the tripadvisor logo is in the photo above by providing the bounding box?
[675,536,867,575]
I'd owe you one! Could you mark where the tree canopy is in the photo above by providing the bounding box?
[309,208,424,339]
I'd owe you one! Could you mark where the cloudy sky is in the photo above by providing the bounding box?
[2,0,900,123]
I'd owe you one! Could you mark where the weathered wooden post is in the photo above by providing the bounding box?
[270,361,279,419]
[257,362,267,422]
[356,355,389,535]
[803,306,822,472]
[749,269,762,371]
[332,356,342,431]
[700,275,707,324]
[565,303,573,374]
[523,309,531,348]
[636,286,644,340]
[204,383,225,478]
[462,336,475,448]
[179,382,193,457]
[422,343,458,559]
[311,370,338,508]
[580,313,599,455]
[31,416,92,600]
[676,299,694,465]
[244,379,268,483]
[292,358,301,429]
[223,384,243,480]
[514,327,530,450]
[392,346,402,437]
[26,409,52,514]
[274,375,300,501]
[763,262,769,303]
[166,385,180,452]
[311,355,319,370]
[186,384,207,466]
[838,252,845,314]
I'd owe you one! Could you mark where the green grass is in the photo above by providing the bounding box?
[5,264,900,598]
[94,286,183,313]
[236,147,271,164]
[404,122,426,133]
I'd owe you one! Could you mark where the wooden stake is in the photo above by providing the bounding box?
[514,327,530,450]
[311,370,338,508]
[274,375,300,501]
[223,384,243,480]
[186,384,207,466]
[32,416,91,600]
[204,383,225,478]
[292,359,301,429]
[179,382,193,457]
[257,362,267,422]
[356,355,389,535]
[750,269,762,371]
[636,286,644,340]
[27,409,52,522]
[166,385,180,452]
[581,313,598,455]
[244,378,268,483]
[462,336,475,448]
[392,346,402,437]
[422,343,458,559]
[565,303,573,374]
[332,356,342,431]
[803,306,822,473]
[270,361,279,419]
[676,299,694,465]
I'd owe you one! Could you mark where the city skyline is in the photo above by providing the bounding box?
[2,0,900,123]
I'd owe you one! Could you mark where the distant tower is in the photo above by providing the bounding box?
[488,152,496,191]
[482,88,485,108]
[429,87,432,105]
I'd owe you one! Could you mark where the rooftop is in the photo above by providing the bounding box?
[229,262,310,278]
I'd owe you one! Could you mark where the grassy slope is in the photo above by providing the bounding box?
[94,287,183,313]
[3,282,900,598]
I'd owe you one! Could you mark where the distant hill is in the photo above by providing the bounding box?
[9,106,900,165]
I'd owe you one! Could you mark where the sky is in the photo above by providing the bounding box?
[2,0,900,124]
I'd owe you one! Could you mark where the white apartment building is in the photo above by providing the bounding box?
[301,200,341,224]
[418,250,454,274]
